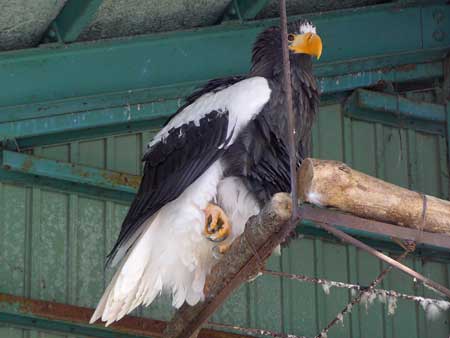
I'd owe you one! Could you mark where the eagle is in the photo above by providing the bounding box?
[91,19,321,325]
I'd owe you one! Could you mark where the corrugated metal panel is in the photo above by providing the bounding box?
[0,0,67,51]
[256,0,390,19]
[78,0,231,42]
[0,104,449,337]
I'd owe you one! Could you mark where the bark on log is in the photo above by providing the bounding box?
[298,158,450,235]
[164,193,292,338]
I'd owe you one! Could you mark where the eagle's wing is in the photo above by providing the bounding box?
[106,110,231,266]
[91,77,271,325]
[106,76,271,267]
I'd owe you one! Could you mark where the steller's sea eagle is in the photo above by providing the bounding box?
[91,19,321,325]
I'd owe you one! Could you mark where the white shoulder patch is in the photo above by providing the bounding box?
[147,76,271,149]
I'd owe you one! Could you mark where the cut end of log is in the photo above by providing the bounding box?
[297,158,347,206]
[297,158,450,236]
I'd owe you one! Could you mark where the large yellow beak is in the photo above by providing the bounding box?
[288,33,322,59]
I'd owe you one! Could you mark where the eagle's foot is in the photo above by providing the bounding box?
[204,203,231,242]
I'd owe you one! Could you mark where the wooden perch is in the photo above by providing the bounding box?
[298,158,450,235]
[164,193,293,338]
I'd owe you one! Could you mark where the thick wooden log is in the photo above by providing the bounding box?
[298,158,450,235]
[164,193,292,338]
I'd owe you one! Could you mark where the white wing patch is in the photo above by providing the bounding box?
[147,77,271,149]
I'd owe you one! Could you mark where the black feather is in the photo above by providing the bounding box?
[106,110,232,266]
[224,19,320,206]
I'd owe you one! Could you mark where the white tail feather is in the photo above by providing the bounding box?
[91,162,223,325]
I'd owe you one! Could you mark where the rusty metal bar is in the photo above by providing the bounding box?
[263,270,450,307]
[208,322,306,338]
[0,293,248,338]
[299,204,450,252]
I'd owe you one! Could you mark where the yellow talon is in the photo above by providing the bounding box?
[204,203,231,242]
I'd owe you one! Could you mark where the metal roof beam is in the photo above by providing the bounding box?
[350,89,446,123]
[344,88,447,134]
[45,0,103,43]
[0,3,448,109]
[0,59,444,148]
[0,150,139,202]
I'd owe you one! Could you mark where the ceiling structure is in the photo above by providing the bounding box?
[0,0,390,51]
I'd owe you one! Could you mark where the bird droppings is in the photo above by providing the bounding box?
[377,290,387,303]
[346,303,353,313]
[322,281,332,295]
[420,299,450,320]
[387,293,398,315]
[336,313,344,326]
[360,291,377,311]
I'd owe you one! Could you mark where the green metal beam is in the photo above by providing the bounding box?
[49,0,103,43]
[0,49,444,126]
[344,88,447,134]
[0,59,444,148]
[1,149,449,258]
[348,88,446,122]
[298,205,450,262]
[0,3,448,109]
[223,0,271,21]
[0,3,448,147]
[0,150,139,202]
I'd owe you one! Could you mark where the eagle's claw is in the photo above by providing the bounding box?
[204,203,231,242]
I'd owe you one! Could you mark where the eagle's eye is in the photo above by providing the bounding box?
[287,34,295,42]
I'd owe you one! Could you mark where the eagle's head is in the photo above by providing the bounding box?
[250,19,322,77]
[287,20,322,59]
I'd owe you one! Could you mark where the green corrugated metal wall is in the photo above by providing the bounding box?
[0,103,449,337]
